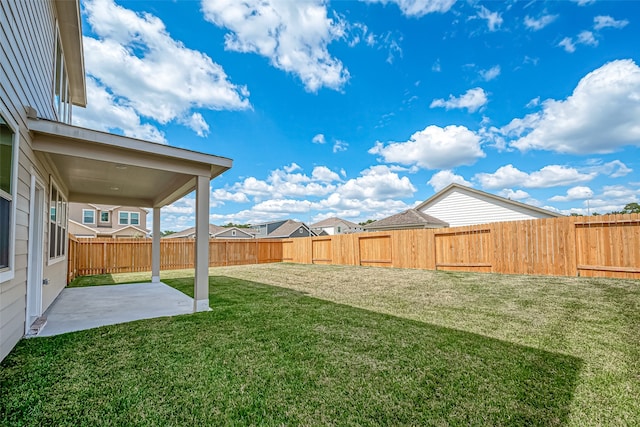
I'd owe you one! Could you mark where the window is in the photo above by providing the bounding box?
[1,114,18,278]
[231,230,237,237]
[100,211,109,222]
[299,228,304,234]
[54,29,72,124]
[119,211,140,226]
[49,180,67,261]
[82,209,95,224]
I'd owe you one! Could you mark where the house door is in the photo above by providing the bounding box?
[26,177,45,332]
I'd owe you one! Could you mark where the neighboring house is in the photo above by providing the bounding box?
[252,220,316,238]
[1,0,232,362]
[366,184,561,232]
[310,217,363,235]
[163,224,255,239]
[68,204,149,238]
[365,209,449,232]
[415,184,562,227]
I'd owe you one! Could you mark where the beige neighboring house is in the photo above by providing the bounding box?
[163,224,255,239]
[1,0,232,362]
[310,217,363,235]
[68,204,149,238]
[366,184,562,232]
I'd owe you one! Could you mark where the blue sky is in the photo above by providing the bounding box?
[75,0,640,231]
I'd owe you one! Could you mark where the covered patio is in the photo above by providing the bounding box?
[36,282,194,336]
[29,117,231,314]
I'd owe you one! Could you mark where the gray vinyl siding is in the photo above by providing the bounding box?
[1,0,68,361]
[420,189,555,227]
[215,229,253,239]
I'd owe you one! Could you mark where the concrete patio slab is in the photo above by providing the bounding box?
[36,282,194,337]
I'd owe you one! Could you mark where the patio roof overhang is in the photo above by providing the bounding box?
[28,118,232,207]
[28,118,230,312]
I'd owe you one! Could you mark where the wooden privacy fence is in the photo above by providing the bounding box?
[67,238,283,282]
[68,213,640,282]
[282,213,640,280]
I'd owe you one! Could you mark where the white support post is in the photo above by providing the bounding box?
[194,175,210,312]
[152,207,161,283]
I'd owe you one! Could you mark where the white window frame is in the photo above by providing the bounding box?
[100,211,110,223]
[231,230,237,237]
[48,178,67,265]
[0,111,19,283]
[130,212,140,226]
[53,24,72,124]
[119,211,140,226]
[82,209,96,224]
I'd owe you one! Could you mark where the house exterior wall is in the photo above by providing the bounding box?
[112,206,147,229]
[68,204,148,237]
[68,220,97,237]
[419,189,555,227]
[1,0,70,360]
[215,229,253,239]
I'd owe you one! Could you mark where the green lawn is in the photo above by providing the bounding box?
[1,264,639,426]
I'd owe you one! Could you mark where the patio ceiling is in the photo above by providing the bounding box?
[28,118,232,207]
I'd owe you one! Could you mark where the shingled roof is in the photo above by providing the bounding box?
[364,209,449,231]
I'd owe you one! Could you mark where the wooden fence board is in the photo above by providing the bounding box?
[68,214,640,282]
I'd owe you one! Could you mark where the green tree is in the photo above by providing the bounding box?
[160,230,176,236]
[359,219,375,226]
[621,202,640,214]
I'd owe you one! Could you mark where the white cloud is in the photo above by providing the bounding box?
[571,0,595,5]
[558,37,576,53]
[212,189,250,203]
[73,77,167,143]
[312,166,341,182]
[594,15,629,30]
[524,14,557,31]
[432,59,441,72]
[370,125,485,170]
[498,189,530,200]
[430,87,488,113]
[201,0,348,92]
[475,164,596,189]
[479,65,501,81]
[312,133,326,144]
[559,30,600,53]
[502,59,640,154]
[283,163,302,173]
[477,6,503,32]
[80,0,249,138]
[427,170,472,192]
[585,159,633,178]
[526,97,541,108]
[207,165,416,224]
[338,165,416,200]
[577,30,598,46]
[549,186,594,202]
[333,140,349,153]
[163,198,196,215]
[362,0,456,17]
[179,113,210,137]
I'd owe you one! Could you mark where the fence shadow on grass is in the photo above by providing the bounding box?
[173,275,583,426]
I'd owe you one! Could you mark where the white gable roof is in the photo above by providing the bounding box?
[416,184,561,227]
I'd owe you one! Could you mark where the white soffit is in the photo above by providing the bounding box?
[29,119,232,207]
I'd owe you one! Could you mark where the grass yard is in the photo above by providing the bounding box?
[1,264,639,425]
